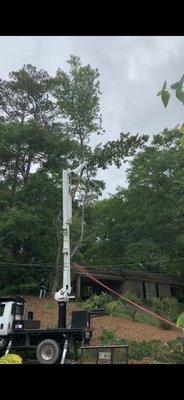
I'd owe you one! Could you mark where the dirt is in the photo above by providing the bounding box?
[129,357,154,364]
[25,295,181,344]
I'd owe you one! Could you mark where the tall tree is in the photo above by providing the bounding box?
[0,58,149,293]
[81,128,184,276]
[53,56,148,270]
[0,64,57,125]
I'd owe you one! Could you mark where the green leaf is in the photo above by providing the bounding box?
[170,75,184,91]
[163,81,167,90]
[170,81,181,90]
[157,81,167,96]
[177,313,184,328]
[180,134,184,148]
[161,90,170,108]
[176,88,184,104]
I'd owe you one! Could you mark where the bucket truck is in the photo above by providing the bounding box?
[0,162,93,364]
[0,162,129,364]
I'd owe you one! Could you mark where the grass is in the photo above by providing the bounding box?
[136,312,160,326]
[41,303,55,310]
[111,310,159,326]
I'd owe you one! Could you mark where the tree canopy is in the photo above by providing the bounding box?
[0,57,148,293]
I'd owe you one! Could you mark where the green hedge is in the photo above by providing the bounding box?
[99,329,184,364]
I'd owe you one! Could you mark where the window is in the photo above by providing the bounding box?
[170,287,179,298]
[0,304,5,317]
[11,304,23,316]
[145,282,157,300]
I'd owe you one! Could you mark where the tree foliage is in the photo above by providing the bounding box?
[0,57,147,292]
[80,128,184,276]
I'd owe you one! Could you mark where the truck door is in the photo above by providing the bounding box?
[0,302,14,336]
[0,303,6,336]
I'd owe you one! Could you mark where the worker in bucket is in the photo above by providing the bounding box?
[39,278,46,299]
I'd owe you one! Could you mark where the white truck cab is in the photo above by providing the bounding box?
[0,297,25,337]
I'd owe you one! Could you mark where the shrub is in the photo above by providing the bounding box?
[177,312,184,328]
[99,332,184,364]
[105,300,123,315]
[0,282,38,296]
[129,339,184,364]
[123,291,142,305]
[152,297,179,329]
[83,291,143,321]
[100,329,124,345]
[122,291,142,321]
[0,354,22,364]
[83,292,113,311]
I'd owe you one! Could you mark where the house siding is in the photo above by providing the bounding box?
[158,283,170,297]
[75,269,184,301]
[122,279,143,297]
[122,279,171,299]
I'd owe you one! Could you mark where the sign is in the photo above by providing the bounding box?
[98,351,111,364]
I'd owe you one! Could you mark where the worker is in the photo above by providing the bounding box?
[39,278,46,299]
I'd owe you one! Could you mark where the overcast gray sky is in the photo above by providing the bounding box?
[1,36,184,197]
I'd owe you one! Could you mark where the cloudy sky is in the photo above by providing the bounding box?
[0,36,184,197]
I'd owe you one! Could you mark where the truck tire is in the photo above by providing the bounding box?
[36,339,61,364]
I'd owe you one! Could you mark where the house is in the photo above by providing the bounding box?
[74,266,184,302]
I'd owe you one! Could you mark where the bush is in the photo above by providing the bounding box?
[0,282,38,296]
[177,312,184,328]
[122,291,142,321]
[152,297,179,329]
[0,354,22,364]
[99,331,184,364]
[83,292,113,311]
[100,329,124,345]
[123,291,142,305]
[83,291,143,321]
[129,339,184,364]
[105,300,124,315]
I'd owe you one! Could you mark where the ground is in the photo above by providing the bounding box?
[25,295,181,344]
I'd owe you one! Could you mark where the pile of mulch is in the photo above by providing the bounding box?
[129,357,154,364]
[90,315,180,344]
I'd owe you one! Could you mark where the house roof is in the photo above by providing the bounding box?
[75,266,184,285]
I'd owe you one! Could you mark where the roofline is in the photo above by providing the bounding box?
[76,272,184,285]
[78,273,124,281]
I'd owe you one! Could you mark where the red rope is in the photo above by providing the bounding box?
[73,262,182,331]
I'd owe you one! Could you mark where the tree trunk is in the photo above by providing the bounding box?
[23,156,32,183]
[11,158,19,208]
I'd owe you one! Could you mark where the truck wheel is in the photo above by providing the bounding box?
[36,339,61,364]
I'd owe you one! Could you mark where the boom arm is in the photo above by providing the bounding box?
[54,162,88,302]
